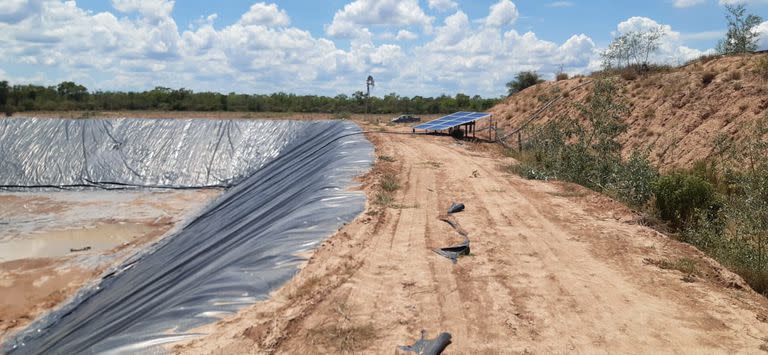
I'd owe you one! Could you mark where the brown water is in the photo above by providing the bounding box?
[0,222,157,262]
[0,189,221,336]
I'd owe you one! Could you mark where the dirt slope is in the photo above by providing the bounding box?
[175,128,768,354]
[489,53,768,171]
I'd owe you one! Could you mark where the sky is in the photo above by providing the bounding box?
[0,0,767,98]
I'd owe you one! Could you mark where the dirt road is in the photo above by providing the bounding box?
[177,129,768,354]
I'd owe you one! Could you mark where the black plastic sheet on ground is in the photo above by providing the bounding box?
[0,118,307,189]
[1,118,373,354]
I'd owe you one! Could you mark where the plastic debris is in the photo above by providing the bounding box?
[447,202,465,214]
[434,213,470,264]
[433,237,470,264]
[398,330,452,355]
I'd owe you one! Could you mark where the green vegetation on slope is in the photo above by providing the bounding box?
[507,78,768,294]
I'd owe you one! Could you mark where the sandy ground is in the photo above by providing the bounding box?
[0,189,220,338]
[173,127,768,354]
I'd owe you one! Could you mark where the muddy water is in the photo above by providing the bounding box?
[0,223,157,262]
[0,189,220,261]
[0,189,221,337]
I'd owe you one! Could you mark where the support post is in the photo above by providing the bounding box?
[489,115,493,142]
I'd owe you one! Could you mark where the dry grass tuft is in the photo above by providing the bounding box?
[289,276,321,300]
[646,257,700,277]
[308,301,377,352]
[380,173,400,192]
[378,155,396,162]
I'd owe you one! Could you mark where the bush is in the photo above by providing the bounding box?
[702,72,716,85]
[506,71,544,96]
[653,173,720,229]
[556,72,569,81]
[613,152,659,208]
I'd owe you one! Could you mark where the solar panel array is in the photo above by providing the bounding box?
[413,112,490,131]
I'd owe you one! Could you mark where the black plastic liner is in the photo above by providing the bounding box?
[0,118,307,189]
[2,118,373,354]
[434,213,470,264]
[447,202,465,214]
[399,330,452,355]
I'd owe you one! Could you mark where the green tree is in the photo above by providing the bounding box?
[0,81,8,107]
[601,26,665,69]
[506,71,544,96]
[56,81,88,101]
[716,4,763,54]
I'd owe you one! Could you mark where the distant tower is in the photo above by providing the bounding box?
[366,75,375,114]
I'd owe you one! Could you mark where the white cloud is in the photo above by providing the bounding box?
[674,0,706,8]
[0,0,727,98]
[400,6,597,96]
[757,21,768,50]
[679,30,725,41]
[0,0,43,24]
[547,1,575,8]
[238,2,290,27]
[431,11,471,47]
[325,0,433,38]
[485,0,519,28]
[111,0,174,21]
[396,29,418,41]
[427,0,458,12]
[0,1,400,94]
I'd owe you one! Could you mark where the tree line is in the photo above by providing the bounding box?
[0,81,500,116]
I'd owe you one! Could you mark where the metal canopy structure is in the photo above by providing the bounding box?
[413,112,490,131]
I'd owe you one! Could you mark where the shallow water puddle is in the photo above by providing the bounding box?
[0,222,157,262]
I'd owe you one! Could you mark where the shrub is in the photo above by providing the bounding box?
[613,152,659,208]
[702,72,716,85]
[506,71,544,96]
[653,173,720,229]
[556,72,569,81]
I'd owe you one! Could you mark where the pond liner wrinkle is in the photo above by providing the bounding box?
[1,118,373,354]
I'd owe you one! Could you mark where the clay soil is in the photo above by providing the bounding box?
[173,125,768,354]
